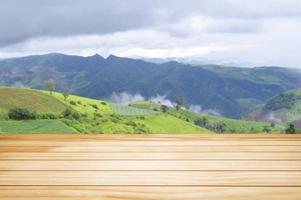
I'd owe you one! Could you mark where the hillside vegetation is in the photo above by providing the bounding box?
[0,87,211,134]
[0,87,67,113]
[245,89,301,127]
[129,101,285,133]
[0,120,76,134]
[1,53,301,117]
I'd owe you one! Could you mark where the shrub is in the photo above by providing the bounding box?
[94,112,102,118]
[209,122,227,133]
[91,104,99,110]
[160,105,169,113]
[194,117,208,127]
[62,108,81,120]
[101,102,107,105]
[263,125,271,133]
[37,113,60,119]
[69,100,76,105]
[72,111,81,120]
[8,107,36,120]
[285,123,296,134]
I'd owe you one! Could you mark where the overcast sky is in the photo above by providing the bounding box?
[0,0,301,67]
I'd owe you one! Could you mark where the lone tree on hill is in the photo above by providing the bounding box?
[46,79,55,95]
[62,89,70,101]
[160,105,169,113]
[175,96,184,111]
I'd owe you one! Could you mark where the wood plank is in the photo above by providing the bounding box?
[1,171,301,186]
[1,135,300,199]
[2,140,301,146]
[1,145,301,153]
[1,186,301,200]
[1,160,301,170]
[1,152,301,160]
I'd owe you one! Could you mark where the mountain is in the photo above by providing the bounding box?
[244,89,301,126]
[1,53,301,118]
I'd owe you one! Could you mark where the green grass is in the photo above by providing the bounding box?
[0,120,77,134]
[0,108,7,120]
[112,103,157,116]
[0,87,67,113]
[169,109,284,133]
[136,114,212,134]
[43,91,112,116]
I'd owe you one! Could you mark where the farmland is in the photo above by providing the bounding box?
[0,120,76,134]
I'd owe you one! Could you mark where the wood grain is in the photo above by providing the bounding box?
[1,152,300,160]
[0,134,300,200]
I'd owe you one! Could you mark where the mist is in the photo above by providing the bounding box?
[108,92,221,116]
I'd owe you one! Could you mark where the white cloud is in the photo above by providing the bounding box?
[189,105,221,116]
[1,1,301,67]
[109,92,145,105]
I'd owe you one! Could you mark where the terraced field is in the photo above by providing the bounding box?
[111,103,157,116]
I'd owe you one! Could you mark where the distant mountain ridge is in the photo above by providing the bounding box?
[1,53,301,118]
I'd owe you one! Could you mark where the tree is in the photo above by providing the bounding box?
[160,105,169,113]
[62,90,70,101]
[285,123,296,134]
[175,96,184,111]
[8,107,36,120]
[62,108,81,120]
[211,122,227,133]
[263,125,271,133]
[46,79,55,95]
[194,117,208,127]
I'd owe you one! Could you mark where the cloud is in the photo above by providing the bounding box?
[108,92,221,116]
[108,92,145,105]
[189,105,221,116]
[1,0,301,67]
[1,0,301,47]
[266,112,282,123]
[149,95,175,107]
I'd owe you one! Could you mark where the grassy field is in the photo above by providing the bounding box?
[0,120,77,134]
[0,87,67,113]
[136,114,212,134]
[43,91,112,115]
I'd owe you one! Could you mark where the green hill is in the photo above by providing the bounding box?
[0,87,211,134]
[245,89,301,125]
[129,101,284,133]
[0,87,67,113]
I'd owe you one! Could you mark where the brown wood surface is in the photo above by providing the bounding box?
[0,134,301,200]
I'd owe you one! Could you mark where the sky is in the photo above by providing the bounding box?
[0,0,301,67]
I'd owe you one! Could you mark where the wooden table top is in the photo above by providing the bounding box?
[1,134,301,200]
